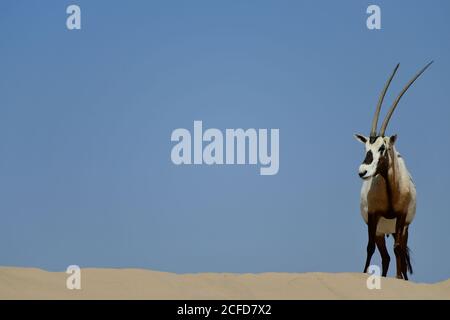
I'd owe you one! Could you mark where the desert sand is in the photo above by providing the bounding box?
[0,267,449,299]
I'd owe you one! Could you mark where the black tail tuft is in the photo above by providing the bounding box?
[405,246,413,274]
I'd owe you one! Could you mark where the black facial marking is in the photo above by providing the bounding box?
[363,150,373,164]
[378,145,386,154]
[369,136,378,144]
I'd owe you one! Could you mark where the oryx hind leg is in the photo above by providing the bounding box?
[393,215,407,280]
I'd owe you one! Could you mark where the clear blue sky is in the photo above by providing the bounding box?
[0,1,449,283]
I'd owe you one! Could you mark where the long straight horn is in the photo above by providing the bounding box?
[379,61,434,136]
[370,64,400,137]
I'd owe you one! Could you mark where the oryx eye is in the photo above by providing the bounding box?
[378,145,385,153]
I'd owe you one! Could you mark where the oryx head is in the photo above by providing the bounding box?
[355,61,433,180]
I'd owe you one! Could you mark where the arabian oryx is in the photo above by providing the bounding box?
[354,61,433,280]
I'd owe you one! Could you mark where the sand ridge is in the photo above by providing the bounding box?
[0,267,449,300]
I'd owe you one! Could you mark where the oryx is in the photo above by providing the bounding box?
[354,61,433,280]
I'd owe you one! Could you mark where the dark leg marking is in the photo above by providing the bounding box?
[393,215,407,280]
[376,235,390,277]
[364,214,380,273]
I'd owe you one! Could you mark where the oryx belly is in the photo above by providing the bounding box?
[360,173,416,236]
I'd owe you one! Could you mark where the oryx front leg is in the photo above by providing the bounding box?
[375,234,390,276]
[364,214,380,273]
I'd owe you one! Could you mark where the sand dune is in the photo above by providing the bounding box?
[0,267,449,299]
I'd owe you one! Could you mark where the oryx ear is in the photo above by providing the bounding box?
[354,134,367,144]
[390,134,397,145]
